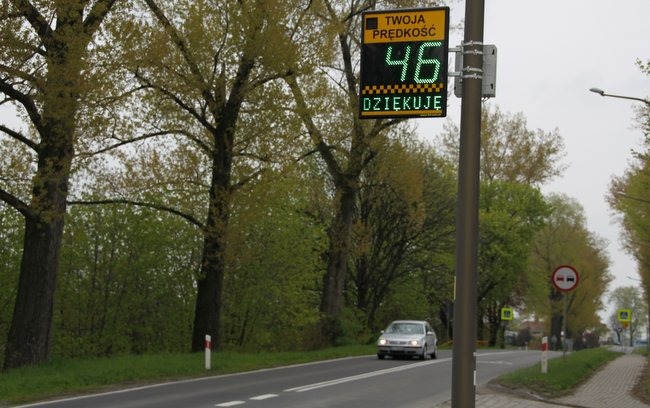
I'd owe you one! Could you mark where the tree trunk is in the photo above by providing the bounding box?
[320,185,356,344]
[4,214,66,368]
[191,154,231,352]
[4,111,75,369]
[3,35,81,367]
[1,0,118,369]
[487,315,499,347]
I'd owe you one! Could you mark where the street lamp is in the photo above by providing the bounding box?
[615,191,650,205]
[616,191,650,352]
[589,87,650,106]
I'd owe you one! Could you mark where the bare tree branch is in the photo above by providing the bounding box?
[83,0,118,37]
[142,0,220,117]
[0,77,44,135]
[285,74,344,185]
[0,124,38,151]
[76,130,211,157]
[0,186,36,221]
[13,0,51,42]
[67,198,206,231]
[134,69,217,135]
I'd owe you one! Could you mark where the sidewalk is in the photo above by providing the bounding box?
[432,351,649,408]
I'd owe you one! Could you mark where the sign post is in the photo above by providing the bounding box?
[552,266,579,360]
[618,309,632,349]
[541,336,548,374]
[359,7,450,119]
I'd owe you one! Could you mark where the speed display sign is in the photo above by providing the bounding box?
[359,7,450,119]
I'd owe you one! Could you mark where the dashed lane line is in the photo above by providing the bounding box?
[249,394,279,400]
[285,357,452,393]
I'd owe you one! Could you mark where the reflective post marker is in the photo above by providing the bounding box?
[205,334,212,370]
[541,336,548,374]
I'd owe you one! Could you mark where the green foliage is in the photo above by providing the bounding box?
[54,203,201,357]
[222,170,327,351]
[0,205,24,362]
[479,180,549,303]
[374,276,431,329]
[526,194,612,340]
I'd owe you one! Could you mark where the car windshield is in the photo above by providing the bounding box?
[385,323,424,335]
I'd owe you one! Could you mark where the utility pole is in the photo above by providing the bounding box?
[451,0,485,407]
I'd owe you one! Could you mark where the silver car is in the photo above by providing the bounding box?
[376,320,437,360]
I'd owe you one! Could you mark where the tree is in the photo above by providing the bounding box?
[74,0,316,352]
[608,286,647,346]
[221,169,327,350]
[283,0,439,345]
[477,181,548,346]
[0,0,119,369]
[608,61,650,350]
[439,103,566,185]
[55,200,201,356]
[527,194,611,343]
[349,136,426,331]
[439,103,564,344]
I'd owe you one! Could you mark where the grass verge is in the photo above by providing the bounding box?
[635,348,650,402]
[493,347,619,398]
[0,345,375,406]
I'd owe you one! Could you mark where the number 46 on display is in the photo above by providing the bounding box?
[385,41,443,84]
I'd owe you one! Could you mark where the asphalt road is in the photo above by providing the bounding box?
[16,350,558,408]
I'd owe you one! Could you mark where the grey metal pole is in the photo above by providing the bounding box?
[562,293,567,361]
[451,0,484,406]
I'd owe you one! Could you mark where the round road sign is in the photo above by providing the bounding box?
[552,265,579,292]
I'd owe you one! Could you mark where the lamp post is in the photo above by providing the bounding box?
[596,89,650,353]
[589,87,650,106]
[615,189,650,352]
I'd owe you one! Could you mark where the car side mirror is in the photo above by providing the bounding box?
[427,331,435,336]
[380,330,385,334]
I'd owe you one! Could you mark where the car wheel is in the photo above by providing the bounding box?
[419,346,426,360]
[377,354,385,360]
[431,348,437,359]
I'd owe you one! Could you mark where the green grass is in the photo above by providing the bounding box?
[636,348,650,397]
[0,345,375,405]
[494,347,620,398]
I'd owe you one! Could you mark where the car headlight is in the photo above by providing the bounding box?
[409,340,420,346]
[378,339,387,345]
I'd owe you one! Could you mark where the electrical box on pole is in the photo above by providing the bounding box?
[453,44,497,98]
[359,7,450,119]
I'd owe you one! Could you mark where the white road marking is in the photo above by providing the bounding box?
[285,358,452,393]
[215,401,246,407]
[14,356,373,408]
[250,394,278,400]
[478,360,513,365]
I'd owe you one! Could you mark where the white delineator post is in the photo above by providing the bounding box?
[541,336,548,374]
[205,334,212,370]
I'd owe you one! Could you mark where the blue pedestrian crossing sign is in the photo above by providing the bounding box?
[617,309,632,322]
[501,307,514,321]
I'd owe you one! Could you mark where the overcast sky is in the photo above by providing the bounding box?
[417,0,650,319]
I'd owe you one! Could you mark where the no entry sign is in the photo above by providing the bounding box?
[552,265,579,292]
